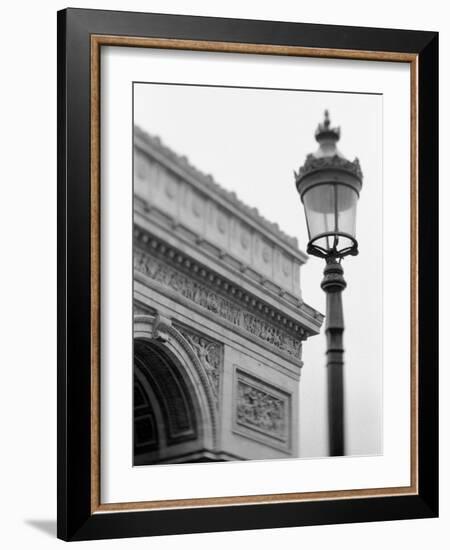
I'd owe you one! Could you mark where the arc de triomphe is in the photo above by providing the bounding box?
[133,126,323,465]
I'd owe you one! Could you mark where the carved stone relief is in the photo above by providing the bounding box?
[217,213,227,234]
[234,369,291,449]
[176,326,223,405]
[134,248,303,360]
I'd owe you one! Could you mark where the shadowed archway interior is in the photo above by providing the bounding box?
[134,339,214,465]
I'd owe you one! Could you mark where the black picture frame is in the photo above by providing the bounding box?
[57,7,438,541]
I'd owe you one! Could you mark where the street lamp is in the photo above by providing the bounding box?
[294,110,363,456]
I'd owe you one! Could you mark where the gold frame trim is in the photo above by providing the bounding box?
[90,35,419,514]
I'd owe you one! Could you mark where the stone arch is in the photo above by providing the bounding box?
[133,314,217,464]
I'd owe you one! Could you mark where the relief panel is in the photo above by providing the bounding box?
[274,248,294,294]
[253,234,274,279]
[180,186,206,235]
[232,368,291,452]
[205,203,229,250]
[229,218,252,265]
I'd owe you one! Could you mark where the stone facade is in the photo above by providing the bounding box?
[133,126,323,464]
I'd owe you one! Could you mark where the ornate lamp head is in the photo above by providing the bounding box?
[295,111,363,260]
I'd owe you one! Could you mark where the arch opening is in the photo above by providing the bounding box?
[133,338,215,465]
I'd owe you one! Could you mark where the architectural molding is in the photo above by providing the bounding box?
[175,325,223,406]
[134,229,321,332]
[153,318,219,447]
[134,314,219,448]
[135,126,301,251]
[134,303,151,316]
[134,244,307,361]
[134,206,320,317]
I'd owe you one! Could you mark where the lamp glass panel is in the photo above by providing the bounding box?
[336,185,358,237]
[302,183,336,242]
[302,182,359,253]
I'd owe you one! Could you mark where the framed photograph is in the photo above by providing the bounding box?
[57,8,438,541]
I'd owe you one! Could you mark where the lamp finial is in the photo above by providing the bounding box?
[315,109,340,143]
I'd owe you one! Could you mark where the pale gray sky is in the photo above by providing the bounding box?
[134,83,382,457]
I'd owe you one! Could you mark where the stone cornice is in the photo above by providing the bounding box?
[134,205,315,318]
[134,229,323,346]
[134,126,306,260]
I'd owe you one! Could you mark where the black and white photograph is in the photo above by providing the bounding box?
[0,0,443,546]
[132,83,382,466]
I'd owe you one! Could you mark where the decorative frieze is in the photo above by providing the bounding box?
[134,247,304,360]
[176,327,222,404]
[233,369,291,450]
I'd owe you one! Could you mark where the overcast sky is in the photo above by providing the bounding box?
[134,82,382,458]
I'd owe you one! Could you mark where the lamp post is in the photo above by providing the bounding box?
[294,110,363,456]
